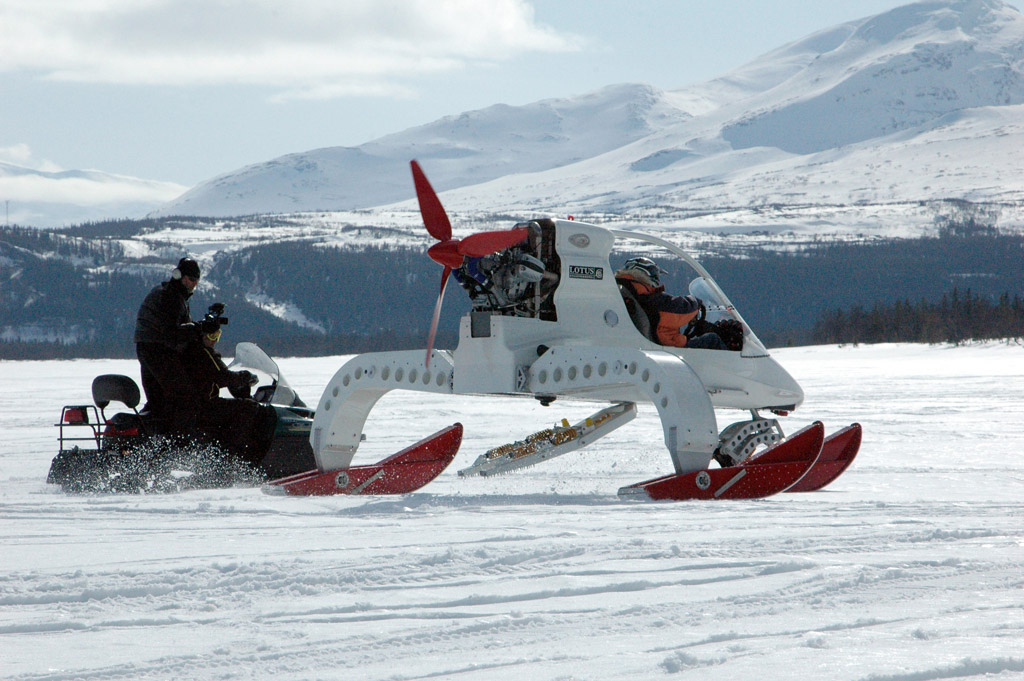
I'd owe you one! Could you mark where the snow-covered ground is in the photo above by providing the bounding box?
[1,343,1022,680]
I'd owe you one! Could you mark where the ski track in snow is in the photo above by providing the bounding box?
[1,343,1022,680]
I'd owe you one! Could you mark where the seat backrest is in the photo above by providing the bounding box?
[618,283,655,341]
[92,374,141,410]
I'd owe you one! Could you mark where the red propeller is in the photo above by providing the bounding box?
[411,160,529,366]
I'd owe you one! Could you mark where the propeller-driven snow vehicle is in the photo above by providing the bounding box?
[266,161,860,500]
[49,343,318,493]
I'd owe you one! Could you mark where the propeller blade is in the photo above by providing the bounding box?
[456,227,530,258]
[410,160,452,242]
[425,266,452,367]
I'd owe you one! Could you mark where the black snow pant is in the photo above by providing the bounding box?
[136,342,200,435]
[197,398,275,468]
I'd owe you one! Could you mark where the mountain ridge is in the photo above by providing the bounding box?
[156,0,1024,228]
[160,82,687,216]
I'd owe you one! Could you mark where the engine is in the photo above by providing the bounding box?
[454,221,559,318]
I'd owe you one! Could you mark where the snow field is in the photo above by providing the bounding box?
[0,342,1022,680]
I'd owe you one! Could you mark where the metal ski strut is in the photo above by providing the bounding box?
[458,403,636,477]
[714,412,784,467]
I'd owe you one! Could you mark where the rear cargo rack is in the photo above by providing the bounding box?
[56,404,102,452]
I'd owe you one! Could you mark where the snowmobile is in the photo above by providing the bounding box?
[48,342,318,493]
[264,161,860,500]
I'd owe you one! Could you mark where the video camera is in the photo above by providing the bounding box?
[200,303,229,335]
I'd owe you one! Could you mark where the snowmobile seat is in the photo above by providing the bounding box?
[105,411,145,436]
[92,374,141,411]
[618,283,655,342]
[94,409,149,455]
[91,372,139,409]
[91,374,148,434]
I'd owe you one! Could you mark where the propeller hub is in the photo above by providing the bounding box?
[427,240,465,269]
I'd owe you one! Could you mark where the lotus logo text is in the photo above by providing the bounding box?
[569,265,603,280]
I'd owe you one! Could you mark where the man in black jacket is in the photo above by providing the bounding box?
[133,257,202,433]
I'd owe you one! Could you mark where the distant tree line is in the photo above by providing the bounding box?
[3,220,1024,359]
[810,288,1024,345]
[692,232,1024,344]
[211,241,463,341]
[1,227,461,360]
[0,224,125,260]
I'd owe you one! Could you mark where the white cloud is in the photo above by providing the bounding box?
[0,144,63,172]
[0,0,581,98]
[0,143,34,165]
[0,167,187,206]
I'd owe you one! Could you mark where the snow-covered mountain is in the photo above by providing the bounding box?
[159,0,1024,230]
[0,161,187,227]
[159,82,686,217]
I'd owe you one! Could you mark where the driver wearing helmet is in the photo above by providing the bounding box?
[615,257,727,350]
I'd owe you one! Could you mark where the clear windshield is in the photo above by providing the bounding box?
[688,277,768,357]
[688,277,730,312]
[227,342,306,407]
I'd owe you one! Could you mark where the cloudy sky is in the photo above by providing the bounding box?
[2,0,1018,199]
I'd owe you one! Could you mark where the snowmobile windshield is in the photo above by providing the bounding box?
[228,342,305,407]
[230,342,280,378]
[688,277,769,357]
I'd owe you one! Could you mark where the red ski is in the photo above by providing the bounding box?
[263,423,462,496]
[785,423,861,493]
[618,422,824,501]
